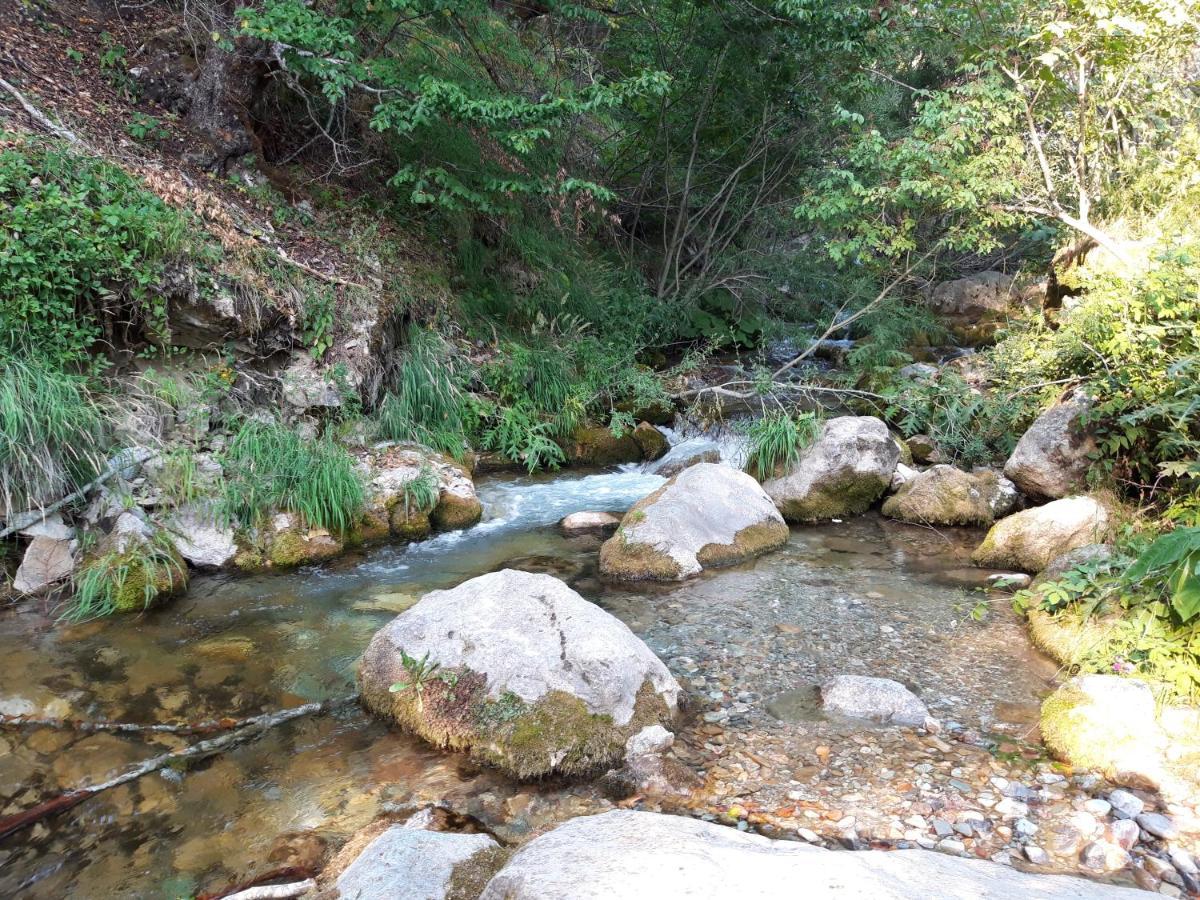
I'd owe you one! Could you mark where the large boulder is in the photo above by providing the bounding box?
[631,422,669,461]
[562,425,643,466]
[599,464,789,581]
[926,271,1015,346]
[479,809,1142,899]
[165,504,238,569]
[358,570,680,778]
[881,465,1015,527]
[1004,394,1097,499]
[971,496,1109,572]
[761,417,899,522]
[821,675,934,729]
[649,439,722,478]
[1041,675,1168,789]
[333,824,500,900]
[86,512,188,611]
[13,536,76,595]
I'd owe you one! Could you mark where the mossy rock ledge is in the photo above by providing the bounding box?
[599,463,789,581]
[358,569,680,779]
[762,416,899,522]
[971,496,1110,572]
[881,465,1016,527]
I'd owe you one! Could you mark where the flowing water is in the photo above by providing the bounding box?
[0,462,1063,898]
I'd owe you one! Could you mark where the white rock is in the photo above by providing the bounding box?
[762,417,899,522]
[820,675,932,728]
[18,512,74,541]
[13,536,75,595]
[1004,394,1096,500]
[599,463,788,581]
[559,511,621,536]
[335,825,497,900]
[1107,789,1145,820]
[649,440,722,478]
[625,725,674,758]
[166,504,237,568]
[479,810,1143,899]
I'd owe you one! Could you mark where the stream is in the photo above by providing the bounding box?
[0,458,1110,898]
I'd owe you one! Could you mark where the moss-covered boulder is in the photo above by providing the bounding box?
[762,416,899,522]
[368,445,482,536]
[971,496,1109,572]
[562,425,643,466]
[1041,675,1168,788]
[600,463,789,581]
[631,422,669,461]
[108,546,189,612]
[265,512,345,568]
[429,461,483,531]
[358,570,680,779]
[881,465,1014,527]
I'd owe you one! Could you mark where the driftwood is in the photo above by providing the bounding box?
[0,695,355,842]
[0,704,316,737]
[0,448,157,541]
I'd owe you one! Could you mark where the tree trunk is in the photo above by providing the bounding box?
[185,1,268,172]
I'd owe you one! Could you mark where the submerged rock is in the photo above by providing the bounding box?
[1040,675,1167,789]
[762,416,899,522]
[971,496,1109,572]
[1004,394,1097,500]
[599,463,788,581]
[358,570,680,778]
[334,825,499,900]
[478,809,1142,899]
[649,439,721,478]
[882,465,1014,527]
[821,675,935,729]
[559,511,621,536]
[13,535,76,595]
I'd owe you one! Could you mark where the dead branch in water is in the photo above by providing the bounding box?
[0,704,320,736]
[0,695,356,842]
[199,868,318,900]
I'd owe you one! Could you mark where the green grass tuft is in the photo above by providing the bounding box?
[376,328,470,458]
[744,409,821,479]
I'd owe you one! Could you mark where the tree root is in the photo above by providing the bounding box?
[0,695,356,842]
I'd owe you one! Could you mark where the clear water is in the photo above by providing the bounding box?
[0,463,1054,898]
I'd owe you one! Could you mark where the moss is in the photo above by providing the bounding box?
[389,505,433,541]
[346,508,392,547]
[430,491,482,531]
[631,422,669,461]
[564,425,642,466]
[232,548,267,573]
[777,472,887,523]
[599,535,683,581]
[881,467,993,526]
[110,548,188,613]
[1040,681,1160,782]
[695,519,790,569]
[1026,608,1119,666]
[446,846,510,900]
[267,529,343,568]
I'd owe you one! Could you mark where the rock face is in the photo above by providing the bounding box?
[821,675,933,728]
[13,536,76,595]
[280,356,344,415]
[881,466,1015,527]
[599,464,789,581]
[479,810,1141,899]
[971,496,1109,572]
[165,504,237,569]
[1041,675,1167,789]
[927,271,1015,345]
[559,511,621,536]
[358,570,680,778]
[334,825,499,900]
[648,440,722,478]
[1004,394,1097,499]
[762,417,899,522]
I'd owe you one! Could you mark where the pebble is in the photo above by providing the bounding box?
[1080,841,1131,873]
[994,798,1029,819]
[1169,848,1197,876]
[1024,845,1050,865]
[1109,789,1145,820]
[1137,813,1179,840]
[1014,818,1038,837]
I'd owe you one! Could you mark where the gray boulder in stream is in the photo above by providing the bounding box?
[972,496,1110,572]
[358,570,680,778]
[762,416,899,522]
[1004,393,1097,500]
[478,809,1143,899]
[881,465,1015,527]
[599,463,789,581]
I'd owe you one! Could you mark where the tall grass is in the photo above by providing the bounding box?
[218,418,364,533]
[0,353,109,518]
[62,532,186,622]
[744,410,821,479]
[376,328,470,458]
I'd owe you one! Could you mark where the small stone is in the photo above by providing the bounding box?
[1137,813,1179,840]
[1169,848,1198,876]
[1024,845,1050,865]
[1107,819,1140,850]
[1083,798,1112,817]
[937,838,966,854]
[797,828,819,843]
[931,818,954,837]
[1146,856,1183,885]
[1080,841,1131,873]
[994,798,1028,819]
[1159,884,1182,898]
[1108,789,1145,820]
[1014,818,1038,837]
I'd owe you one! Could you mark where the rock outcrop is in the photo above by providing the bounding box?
[358,570,680,778]
[971,496,1109,572]
[881,465,1015,527]
[1004,394,1097,499]
[478,809,1141,899]
[762,417,899,522]
[599,463,789,581]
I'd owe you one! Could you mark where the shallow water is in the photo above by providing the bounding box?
[0,464,1058,898]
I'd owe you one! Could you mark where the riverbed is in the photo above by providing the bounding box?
[0,463,1138,897]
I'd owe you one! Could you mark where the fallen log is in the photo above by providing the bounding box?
[0,695,356,842]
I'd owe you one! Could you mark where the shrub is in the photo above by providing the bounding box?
[0,136,190,366]
[218,418,364,533]
[0,353,109,517]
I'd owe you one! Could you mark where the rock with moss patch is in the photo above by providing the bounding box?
[631,422,669,461]
[1004,393,1097,500]
[265,512,344,568]
[599,463,788,581]
[358,570,680,779]
[334,824,499,900]
[562,425,643,466]
[762,416,899,522]
[1041,675,1168,789]
[882,465,1014,527]
[369,446,482,534]
[926,271,1016,346]
[971,496,1109,572]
